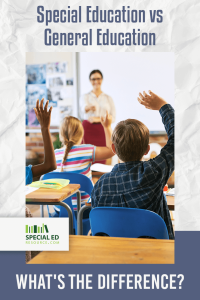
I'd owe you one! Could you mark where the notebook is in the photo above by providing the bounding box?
[29,179,70,190]
[91,163,113,173]
[25,186,39,196]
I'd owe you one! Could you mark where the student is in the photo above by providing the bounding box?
[54,112,114,213]
[91,91,174,239]
[26,98,57,185]
[26,98,57,262]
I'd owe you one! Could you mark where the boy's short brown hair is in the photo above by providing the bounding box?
[112,119,149,162]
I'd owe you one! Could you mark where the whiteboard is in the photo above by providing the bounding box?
[79,52,174,132]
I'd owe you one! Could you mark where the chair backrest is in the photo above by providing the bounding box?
[43,172,93,220]
[90,207,169,239]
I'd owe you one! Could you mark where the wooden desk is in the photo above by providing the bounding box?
[92,171,105,177]
[26,184,80,234]
[92,171,105,184]
[166,196,174,210]
[28,235,174,264]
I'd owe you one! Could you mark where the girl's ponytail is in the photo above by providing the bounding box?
[61,140,74,172]
[59,116,84,172]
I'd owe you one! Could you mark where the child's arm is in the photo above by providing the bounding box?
[94,111,115,161]
[137,90,168,110]
[31,99,57,178]
[138,90,174,183]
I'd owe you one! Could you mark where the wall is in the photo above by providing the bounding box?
[26,52,77,164]
[26,52,74,76]
[79,52,174,131]
[26,52,78,124]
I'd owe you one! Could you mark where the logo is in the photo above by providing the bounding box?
[25,223,49,234]
[25,223,59,245]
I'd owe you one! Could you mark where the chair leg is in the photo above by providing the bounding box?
[77,205,91,235]
[40,205,44,217]
[76,191,81,213]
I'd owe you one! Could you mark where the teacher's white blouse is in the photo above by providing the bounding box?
[80,92,116,122]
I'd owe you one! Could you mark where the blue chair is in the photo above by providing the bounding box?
[43,172,93,235]
[90,207,169,239]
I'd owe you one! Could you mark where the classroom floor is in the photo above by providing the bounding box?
[26,204,53,217]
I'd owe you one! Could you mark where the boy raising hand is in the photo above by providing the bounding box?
[92,91,174,239]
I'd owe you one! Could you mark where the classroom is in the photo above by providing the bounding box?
[25,52,175,264]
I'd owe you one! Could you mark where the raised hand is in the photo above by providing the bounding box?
[137,91,168,110]
[33,98,52,129]
[101,111,112,128]
[31,99,56,178]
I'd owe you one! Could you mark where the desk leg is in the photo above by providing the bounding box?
[26,201,74,235]
[40,205,44,218]
[77,205,91,235]
[76,191,81,213]
[59,202,73,235]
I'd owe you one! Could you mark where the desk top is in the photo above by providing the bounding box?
[28,235,174,264]
[92,171,105,176]
[26,184,80,203]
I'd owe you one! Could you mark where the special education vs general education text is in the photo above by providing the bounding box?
[37,6,163,46]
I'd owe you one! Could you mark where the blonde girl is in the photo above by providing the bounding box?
[54,112,114,212]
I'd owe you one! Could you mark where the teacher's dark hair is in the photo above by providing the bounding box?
[89,70,103,79]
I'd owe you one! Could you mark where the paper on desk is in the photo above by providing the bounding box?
[25,186,39,196]
[166,188,175,196]
[91,163,113,173]
[29,179,70,190]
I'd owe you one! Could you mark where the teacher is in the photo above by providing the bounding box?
[80,69,116,163]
